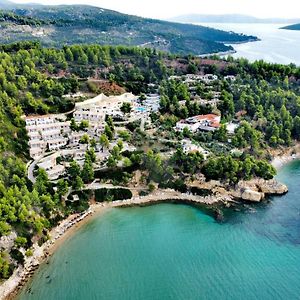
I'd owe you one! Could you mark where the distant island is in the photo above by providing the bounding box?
[281,23,300,30]
[0,1,258,55]
[169,14,300,24]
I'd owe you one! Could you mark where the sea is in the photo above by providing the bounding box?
[17,160,300,300]
[198,23,300,65]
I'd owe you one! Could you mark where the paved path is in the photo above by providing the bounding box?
[84,182,145,191]
[112,189,233,206]
[27,159,38,184]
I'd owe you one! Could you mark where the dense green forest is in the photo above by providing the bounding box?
[0,41,300,279]
[0,1,257,55]
[0,11,46,26]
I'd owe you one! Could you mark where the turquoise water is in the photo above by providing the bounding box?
[18,161,300,300]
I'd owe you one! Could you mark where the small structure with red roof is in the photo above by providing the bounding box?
[175,114,221,133]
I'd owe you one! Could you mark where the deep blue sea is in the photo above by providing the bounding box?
[18,160,300,300]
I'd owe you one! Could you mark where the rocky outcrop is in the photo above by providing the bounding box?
[230,179,288,202]
[231,188,264,202]
[187,178,288,203]
[256,179,288,195]
[0,231,17,252]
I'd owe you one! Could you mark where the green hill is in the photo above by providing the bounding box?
[0,2,258,55]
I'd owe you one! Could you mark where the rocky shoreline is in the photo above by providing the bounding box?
[1,151,296,300]
[198,49,236,58]
[188,178,288,203]
[231,179,288,202]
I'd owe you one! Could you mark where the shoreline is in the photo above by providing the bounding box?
[198,36,260,58]
[272,153,300,169]
[198,49,236,58]
[1,189,231,300]
[271,143,300,170]
[3,143,300,299]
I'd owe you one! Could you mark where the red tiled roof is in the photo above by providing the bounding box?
[178,114,221,128]
[211,121,220,128]
[195,114,219,121]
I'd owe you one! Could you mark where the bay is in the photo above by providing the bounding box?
[18,160,300,300]
[199,23,300,65]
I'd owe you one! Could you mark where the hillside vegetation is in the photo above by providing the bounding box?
[0,2,258,55]
[0,41,299,279]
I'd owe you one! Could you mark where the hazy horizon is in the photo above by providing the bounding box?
[10,0,300,20]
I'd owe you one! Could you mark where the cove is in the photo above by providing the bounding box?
[18,160,300,300]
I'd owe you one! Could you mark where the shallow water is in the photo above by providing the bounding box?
[18,160,300,300]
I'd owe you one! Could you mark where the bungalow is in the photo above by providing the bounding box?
[181,139,210,158]
[62,92,84,99]
[185,74,218,84]
[169,74,218,85]
[176,114,221,133]
[176,119,201,133]
[226,122,239,134]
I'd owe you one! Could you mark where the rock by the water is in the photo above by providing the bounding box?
[186,177,288,203]
[231,188,264,202]
[256,179,288,195]
[240,189,264,202]
[213,209,224,222]
[231,179,288,202]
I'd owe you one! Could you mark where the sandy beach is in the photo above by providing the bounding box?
[271,143,300,170]
[272,154,300,169]
[0,189,231,300]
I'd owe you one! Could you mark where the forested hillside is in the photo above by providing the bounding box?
[0,1,258,55]
[0,41,300,278]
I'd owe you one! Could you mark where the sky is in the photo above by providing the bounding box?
[11,0,300,19]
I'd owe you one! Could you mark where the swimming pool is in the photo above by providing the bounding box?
[135,106,147,112]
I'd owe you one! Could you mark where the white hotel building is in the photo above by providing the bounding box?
[25,114,71,159]
[73,93,137,123]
